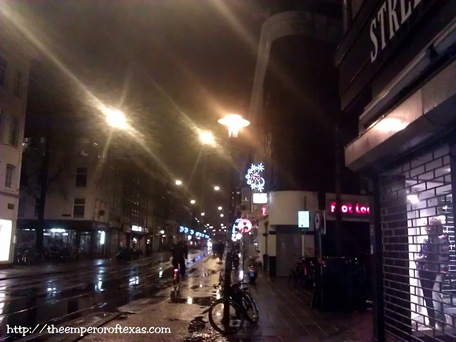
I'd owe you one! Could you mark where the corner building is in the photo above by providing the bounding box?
[337,0,456,340]
[249,1,368,278]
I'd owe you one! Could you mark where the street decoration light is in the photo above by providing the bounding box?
[245,163,266,192]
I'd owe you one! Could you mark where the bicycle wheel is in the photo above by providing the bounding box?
[208,298,245,335]
[241,291,259,324]
[173,271,181,298]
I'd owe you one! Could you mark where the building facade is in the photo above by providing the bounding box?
[0,20,34,266]
[248,2,369,277]
[337,0,456,340]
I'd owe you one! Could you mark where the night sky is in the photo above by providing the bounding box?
[2,0,267,226]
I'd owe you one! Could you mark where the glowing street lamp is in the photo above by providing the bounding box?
[201,212,205,216]
[218,114,250,138]
[102,106,129,130]
[218,206,222,211]
[214,185,220,191]
[190,199,196,205]
[175,180,183,186]
[199,130,216,146]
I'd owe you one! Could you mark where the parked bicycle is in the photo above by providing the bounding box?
[207,270,259,334]
[288,257,316,288]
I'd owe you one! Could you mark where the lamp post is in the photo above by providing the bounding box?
[218,113,250,327]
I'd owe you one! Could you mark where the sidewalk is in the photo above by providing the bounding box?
[78,256,373,342]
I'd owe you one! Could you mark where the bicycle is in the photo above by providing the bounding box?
[207,271,259,334]
[172,266,183,300]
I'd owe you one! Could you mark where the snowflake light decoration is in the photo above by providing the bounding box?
[245,163,265,192]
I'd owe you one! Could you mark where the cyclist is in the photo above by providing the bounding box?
[171,239,188,278]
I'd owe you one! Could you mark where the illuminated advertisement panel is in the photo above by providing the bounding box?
[0,219,13,262]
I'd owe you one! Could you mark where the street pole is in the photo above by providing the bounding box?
[223,135,236,328]
[218,114,250,330]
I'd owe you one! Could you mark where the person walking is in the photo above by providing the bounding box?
[171,239,188,278]
[415,217,450,329]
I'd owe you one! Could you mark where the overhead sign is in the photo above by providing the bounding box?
[298,211,310,228]
[252,192,268,204]
[236,219,252,233]
[314,210,326,235]
[328,201,370,215]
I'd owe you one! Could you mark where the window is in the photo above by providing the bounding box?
[73,198,85,218]
[75,167,88,187]
[0,111,19,146]
[0,56,6,86]
[13,69,21,97]
[5,164,15,188]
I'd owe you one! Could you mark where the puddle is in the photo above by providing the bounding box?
[188,316,207,333]
[192,296,212,307]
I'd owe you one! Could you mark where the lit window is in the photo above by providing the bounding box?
[5,164,15,188]
[73,198,85,218]
[75,167,88,187]
[0,111,19,146]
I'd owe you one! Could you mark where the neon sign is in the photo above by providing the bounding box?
[245,163,265,192]
[329,202,370,215]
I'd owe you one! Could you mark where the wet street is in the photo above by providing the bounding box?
[0,250,208,341]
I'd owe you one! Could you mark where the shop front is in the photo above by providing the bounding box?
[337,1,456,340]
[16,219,110,260]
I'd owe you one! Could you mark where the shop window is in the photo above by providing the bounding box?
[5,164,15,188]
[73,198,85,218]
[75,167,87,187]
[380,143,456,340]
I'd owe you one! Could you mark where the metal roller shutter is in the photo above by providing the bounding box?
[380,142,456,341]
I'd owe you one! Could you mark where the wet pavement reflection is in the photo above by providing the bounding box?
[0,251,208,341]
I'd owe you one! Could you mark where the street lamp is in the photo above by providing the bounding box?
[201,212,205,216]
[199,130,216,146]
[190,199,196,205]
[218,114,250,138]
[218,113,250,326]
[214,185,220,191]
[175,180,183,186]
[102,106,129,130]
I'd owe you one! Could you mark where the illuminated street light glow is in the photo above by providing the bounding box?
[199,130,216,146]
[201,212,205,216]
[102,106,129,130]
[190,199,196,204]
[218,114,250,138]
[175,180,183,186]
[220,214,224,217]
[218,206,222,210]
[214,185,220,191]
